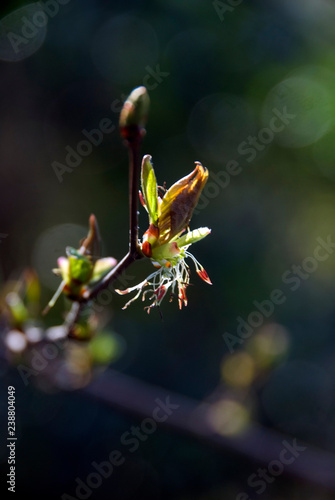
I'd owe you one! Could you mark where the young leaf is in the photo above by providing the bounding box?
[141,155,159,225]
[176,227,211,248]
[158,162,208,244]
[68,255,93,284]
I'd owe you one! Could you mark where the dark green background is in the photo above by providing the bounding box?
[1,0,335,499]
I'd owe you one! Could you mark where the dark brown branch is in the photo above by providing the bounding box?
[63,128,144,332]
[85,251,135,301]
[84,130,143,302]
[128,134,142,256]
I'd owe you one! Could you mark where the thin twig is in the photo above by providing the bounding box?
[85,132,143,302]
[85,252,135,301]
[63,301,82,332]
[128,134,142,256]
[63,129,144,333]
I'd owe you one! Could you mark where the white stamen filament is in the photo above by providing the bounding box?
[116,249,203,311]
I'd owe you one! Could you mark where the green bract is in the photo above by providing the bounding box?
[67,248,93,285]
[140,155,159,225]
[175,228,211,248]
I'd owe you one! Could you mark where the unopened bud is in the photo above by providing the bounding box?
[119,86,150,140]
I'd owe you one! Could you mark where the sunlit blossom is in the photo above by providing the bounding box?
[116,155,212,312]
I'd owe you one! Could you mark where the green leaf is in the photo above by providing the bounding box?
[175,227,211,248]
[141,155,159,225]
[68,255,93,284]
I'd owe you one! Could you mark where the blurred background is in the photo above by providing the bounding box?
[1,0,335,498]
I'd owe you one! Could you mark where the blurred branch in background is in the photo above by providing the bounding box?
[84,368,335,493]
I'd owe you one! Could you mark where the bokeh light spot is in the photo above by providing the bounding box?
[208,399,250,436]
[5,329,27,353]
[0,3,47,62]
[88,331,126,365]
[262,70,334,148]
[247,323,290,370]
[221,351,256,389]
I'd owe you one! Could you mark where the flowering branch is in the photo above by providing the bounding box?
[2,84,212,352]
[62,88,149,332]
[81,88,149,303]
[63,83,212,323]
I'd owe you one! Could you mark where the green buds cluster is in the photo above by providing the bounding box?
[44,215,117,313]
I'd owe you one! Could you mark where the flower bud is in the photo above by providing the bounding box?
[119,86,150,140]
